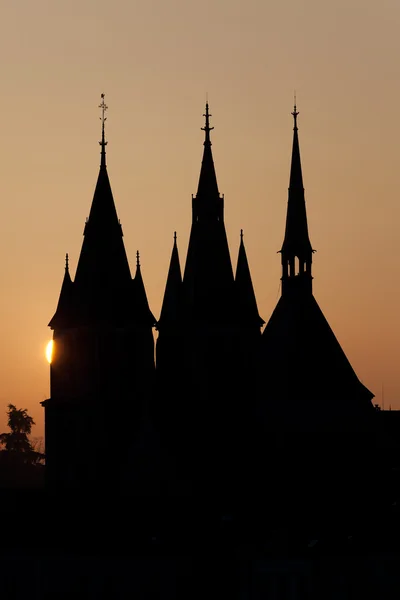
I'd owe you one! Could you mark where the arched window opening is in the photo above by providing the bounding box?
[295,256,300,276]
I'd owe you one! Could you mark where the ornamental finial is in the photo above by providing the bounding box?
[291,91,299,130]
[201,101,214,145]
[99,93,108,166]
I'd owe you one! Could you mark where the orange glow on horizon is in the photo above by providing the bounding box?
[0,0,398,440]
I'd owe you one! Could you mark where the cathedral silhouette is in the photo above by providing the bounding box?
[42,96,377,503]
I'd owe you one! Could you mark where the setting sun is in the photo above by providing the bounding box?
[45,340,53,364]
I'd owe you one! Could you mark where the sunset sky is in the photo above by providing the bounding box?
[0,0,399,436]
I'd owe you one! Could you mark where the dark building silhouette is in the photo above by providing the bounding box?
[42,95,156,492]
[26,97,400,600]
[253,104,377,511]
[259,104,374,431]
[155,103,263,498]
[42,98,380,510]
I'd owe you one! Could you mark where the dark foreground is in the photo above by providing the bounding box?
[1,484,400,600]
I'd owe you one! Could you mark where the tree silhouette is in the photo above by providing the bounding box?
[0,404,35,456]
[0,405,45,488]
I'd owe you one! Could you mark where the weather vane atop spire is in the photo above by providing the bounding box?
[291,91,299,130]
[173,231,177,243]
[65,253,69,272]
[136,250,140,268]
[201,101,214,145]
[99,93,108,166]
[240,229,244,242]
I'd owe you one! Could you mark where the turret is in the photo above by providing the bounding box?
[158,232,182,330]
[235,230,264,328]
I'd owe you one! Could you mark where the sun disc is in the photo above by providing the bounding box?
[46,340,54,364]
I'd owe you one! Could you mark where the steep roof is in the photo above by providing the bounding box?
[260,293,374,430]
[182,103,235,323]
[74,144,131,289]
[235,231,264,327]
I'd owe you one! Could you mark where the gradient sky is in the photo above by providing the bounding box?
[0,0,399,436]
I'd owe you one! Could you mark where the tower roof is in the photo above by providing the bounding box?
[158,232,182,329]
[196,102,220,203]
[50,95,155,330]
[74,94,131,288]
[182,103,235,323]
[280,104,313,259]
[235,230,264,327]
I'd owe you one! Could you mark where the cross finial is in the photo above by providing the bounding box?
[201,101,214,145]
[173,231,177,243]
[240,229,243,242]
[136,250,140,268]
[65,253,69,272]
[291,92,299,130]
[99,93,108,166]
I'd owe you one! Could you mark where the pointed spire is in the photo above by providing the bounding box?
[235,230,264,327]
[289,101,303,189]
[133,251,156,327]
[194,102,221,217]
[99,93,108,168]
[48,253,74,329]
[159,232,182,328]
[280,101,313,294]
[74,95,131,288]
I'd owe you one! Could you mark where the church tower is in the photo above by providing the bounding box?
[155,104,263,496]
[43,96,155,492]
[259,103,374,433]
[254,104,376,511]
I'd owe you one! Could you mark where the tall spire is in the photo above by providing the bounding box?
[74,95,131,290]
[183,102,234,322]
[194,102,221,220]
[289,101,303,189]
[99,93,108,168]
[280,102,313,295]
